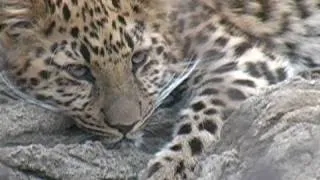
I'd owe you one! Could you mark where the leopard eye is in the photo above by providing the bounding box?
[131,50,148,65]
[66,64,95,82]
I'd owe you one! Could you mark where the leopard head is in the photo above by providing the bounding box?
[0,0,194,139]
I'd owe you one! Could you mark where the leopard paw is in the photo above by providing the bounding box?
[139,156,195,180]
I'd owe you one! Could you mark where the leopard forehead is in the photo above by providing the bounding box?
[1,0,180,137]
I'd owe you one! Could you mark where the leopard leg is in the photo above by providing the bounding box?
[140,46,295,180]
[139,70,256,179]
[140,105,223,179]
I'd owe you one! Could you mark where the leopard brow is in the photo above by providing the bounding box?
[0,72,61,112]
[155,55,200,108]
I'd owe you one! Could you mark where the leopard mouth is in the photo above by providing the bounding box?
[131,105,155,133]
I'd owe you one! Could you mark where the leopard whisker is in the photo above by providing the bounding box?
[156,57,195,104]
[155,55,199,108]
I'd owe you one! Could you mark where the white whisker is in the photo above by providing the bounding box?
[155,55,200,107]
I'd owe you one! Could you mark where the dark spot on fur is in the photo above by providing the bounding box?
[89,9,94,17]
[62,4,71,21]
[71,41,78,50]
[204,23,217,32]
[117,15,126,25]
[0,24,6,31]
[170,144,182,151]
[193,115,199,120]
[285,42,296,51]
[295,0,311,18]
[246,62,262,77]
[70,27,80,38]
[259,62,276,84]
[189,137,203,155]
[124,32,134,49]
[196,32,209,44]
[200,78,224,86]
[44,57,53,65]
[58,27,66,33]
[202,49,225,61]
[45,21,56,36]
[276,68,286,81]
[56,0,62,7]
[233,79,256,87]
[156,46,164,55]
[147,162,162,178]
[200,88,219,96]
[35,47,45,58]
[215,37,228,47]
[111,0,120,8]
[191,101,206,112]
[111,20,117,29]
[35,94,50,101]
[132,5,140,12]
[203,108,217,115]
[234,42,252,57]
[193,74,203,84]
[80,43,91,63]
[177,123,192,135]
[213,62,237,73]
[152,23,160,31]
[227,88,246,100]
[198,120,218,134]
[151,38,158,44]
[30,78,39,86]
[303,57,318,68]
[175,161,185,174]
[48,1,56,13]
[71,0,78,5]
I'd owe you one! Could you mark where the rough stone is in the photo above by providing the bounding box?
[194,78,320,180]
[1,77,320,179]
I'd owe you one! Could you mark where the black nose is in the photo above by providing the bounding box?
[115,124,135,135]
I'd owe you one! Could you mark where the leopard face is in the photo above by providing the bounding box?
[0,0,184,138]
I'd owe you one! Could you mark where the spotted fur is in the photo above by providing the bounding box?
[140,0,320,179]
[0,0,319,179]
[0,0,186,139]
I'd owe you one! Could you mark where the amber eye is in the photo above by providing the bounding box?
[131,50,148,73]
[132,50,148,65]
[66,64,95,82]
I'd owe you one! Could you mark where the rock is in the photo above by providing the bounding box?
[194,78,320,180]
[1,77,320,180]
[0,142,150,180]
[0,79,152,180]
[1,65,320,180]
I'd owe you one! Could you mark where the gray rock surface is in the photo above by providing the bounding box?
[0,77,320,180]
[0,80,152,180]
[195,78,320,180]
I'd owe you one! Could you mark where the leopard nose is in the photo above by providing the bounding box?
[114,124,135,135]
[104,96,141,126]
